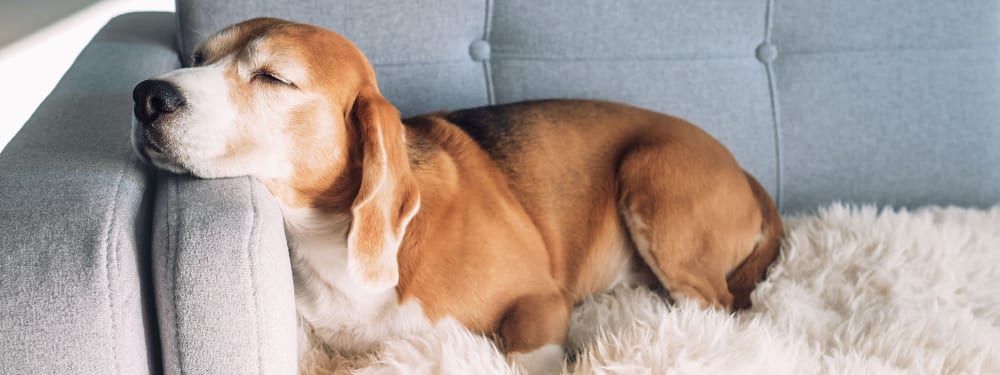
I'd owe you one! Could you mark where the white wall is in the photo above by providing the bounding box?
[0,0,174,152]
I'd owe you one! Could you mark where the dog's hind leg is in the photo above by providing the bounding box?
[726,171,783,310]
[616,143,764,309]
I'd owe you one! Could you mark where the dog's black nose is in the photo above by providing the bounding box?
[133,79,185,123]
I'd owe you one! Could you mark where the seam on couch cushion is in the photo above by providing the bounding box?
[482,0,495,105]
[764,0,784,211]
[246,178,265,374]
[488,53,756,62]
[100,159,128,375]
[169,176,184,375]
[370,58,472,67]
[778,45,998,57]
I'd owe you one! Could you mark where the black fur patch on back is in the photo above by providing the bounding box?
[399,116,440,169]
[442,102,537,162]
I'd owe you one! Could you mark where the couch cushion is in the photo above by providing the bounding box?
[771,0,1000,210]
[153,174,297,375]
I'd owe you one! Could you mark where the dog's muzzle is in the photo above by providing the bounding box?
[131,79,186,169]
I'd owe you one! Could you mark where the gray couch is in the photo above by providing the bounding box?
[2,1,997,373]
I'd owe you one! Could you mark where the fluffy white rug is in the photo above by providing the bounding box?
[304,204,1000,374]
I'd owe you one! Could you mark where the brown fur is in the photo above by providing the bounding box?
[727,172,784,310]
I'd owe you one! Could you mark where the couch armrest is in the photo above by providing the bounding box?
[153,174,297,375]
[0,12,179,374]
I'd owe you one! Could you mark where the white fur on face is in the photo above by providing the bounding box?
[150,60,240,176]
[136,50,326,180]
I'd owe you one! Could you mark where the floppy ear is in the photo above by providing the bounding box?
[346,88,420,293]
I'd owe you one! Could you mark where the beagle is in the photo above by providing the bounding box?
[131,17,782,374]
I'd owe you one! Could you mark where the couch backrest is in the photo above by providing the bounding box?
[175,0,1000,213]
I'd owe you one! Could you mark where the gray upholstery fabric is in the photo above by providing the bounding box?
[0,12,179,374]
[175,0,1000,212]
[153,174,297,375]
[772,0,1000,209]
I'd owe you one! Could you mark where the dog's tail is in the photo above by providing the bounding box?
[727,172,783,310]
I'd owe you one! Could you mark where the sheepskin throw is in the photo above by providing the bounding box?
[302,204,1000,374]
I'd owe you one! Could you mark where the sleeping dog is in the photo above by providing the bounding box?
[131,17,782,374]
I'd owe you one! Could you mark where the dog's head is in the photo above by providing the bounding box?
[132,17,372,181]
[132,17,419,291]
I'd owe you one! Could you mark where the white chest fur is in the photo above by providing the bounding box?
[280,205,434,355]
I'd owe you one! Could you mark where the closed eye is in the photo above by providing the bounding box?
[253,70,294,86]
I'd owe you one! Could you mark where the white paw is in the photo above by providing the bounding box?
[509,344,563,374]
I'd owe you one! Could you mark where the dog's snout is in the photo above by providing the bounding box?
[133,79,185,123]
